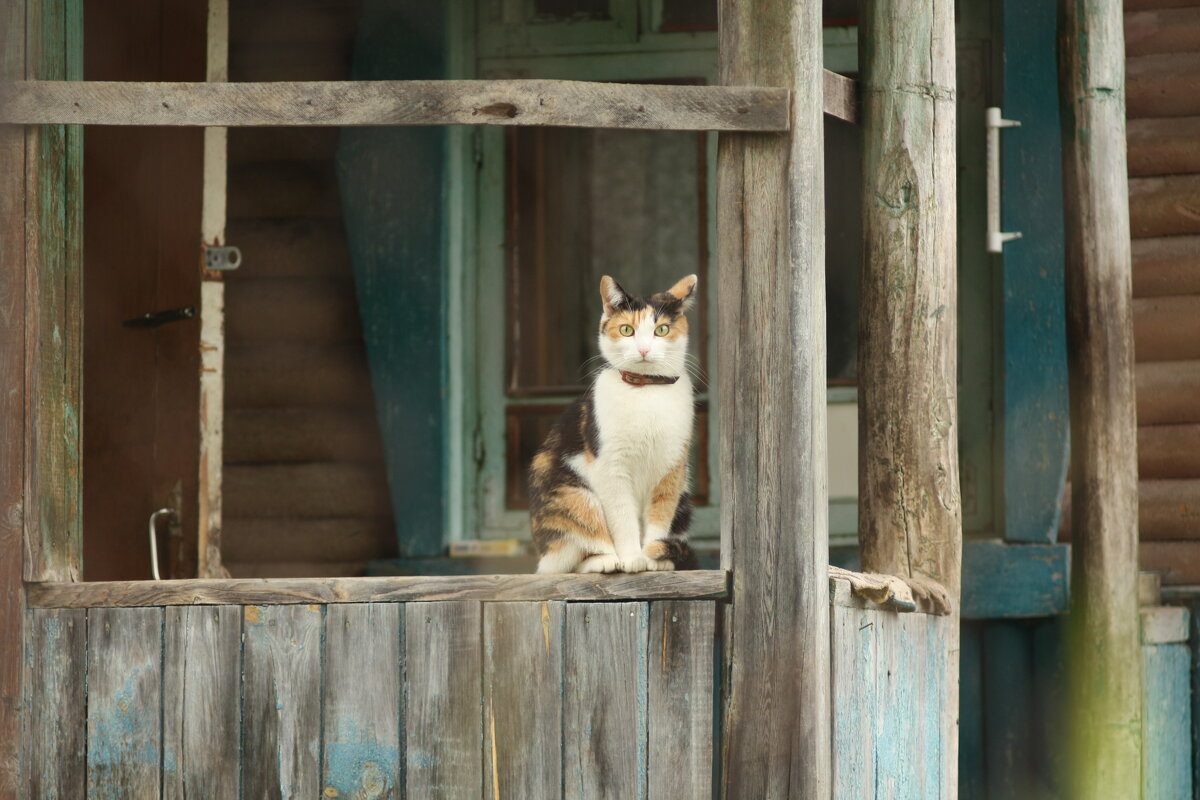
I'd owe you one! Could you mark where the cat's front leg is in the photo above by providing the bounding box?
[594,481,650,573]
[641,459,687,569]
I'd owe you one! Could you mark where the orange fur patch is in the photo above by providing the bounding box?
[532,486,610,544]
[644,540,670,560]
[647,459,687,528]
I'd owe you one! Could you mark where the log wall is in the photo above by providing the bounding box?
[1125,0,1200,584]
[222,0,397,577]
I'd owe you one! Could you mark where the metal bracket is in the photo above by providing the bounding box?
[205,245,242,271]
[123,306,196,328]
[986,107,1023,253]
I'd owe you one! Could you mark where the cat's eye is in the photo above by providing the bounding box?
[655,324,670,336]
[618,324,635,336]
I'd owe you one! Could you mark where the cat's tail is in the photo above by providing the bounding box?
[654,538,699,571]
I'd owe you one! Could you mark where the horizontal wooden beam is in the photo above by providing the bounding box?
[0,79,785,130]
[25,569,729,608]
[0,75,860,128]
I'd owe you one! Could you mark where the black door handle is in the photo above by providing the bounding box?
[123,306,196,328]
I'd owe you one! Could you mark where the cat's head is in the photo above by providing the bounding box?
[597,274,697,375]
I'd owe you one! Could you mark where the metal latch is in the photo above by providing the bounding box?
[205,245,242,271]
[986,107,1023,253]
[123,306,196,328]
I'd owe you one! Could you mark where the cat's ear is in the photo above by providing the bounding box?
[666,274,698,310]
[599,276,628,313]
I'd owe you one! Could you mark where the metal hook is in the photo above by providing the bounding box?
[148,508,177,581]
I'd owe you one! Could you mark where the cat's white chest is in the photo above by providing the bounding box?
[586,370,693,489]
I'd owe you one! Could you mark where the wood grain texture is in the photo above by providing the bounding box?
[243,603,323,799]
[1059,0,1144,794]
[1137,360,1200,425]
[162,606,241,799]
[322,603,402,800]
[27,571,729,608]
[1142,643,1193,799]
[1139,479,1200,539]
[1127,52,1200,118]
[960,541,1071,619]
[86,607,162,798]
[404,601,482,799]
[1133,295,1200,361]
[1125,7,1200,57]
[1128,175,1200,238]
[23,0,83,584]
[0,79,792,130]
[647,601,715,800]
[483,601,564,800]
[25,608,86,798]
[1126,117,1200,176]
[830,596,877,798]
[1132,235,1200,297]
[563,602,647,800]
[1139,425,1200,479]
[716,0,831,794]
[0,0,26,788]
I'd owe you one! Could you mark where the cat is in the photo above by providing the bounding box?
[530,274,699,574]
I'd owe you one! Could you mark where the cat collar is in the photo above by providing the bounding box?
[619,370,680,387]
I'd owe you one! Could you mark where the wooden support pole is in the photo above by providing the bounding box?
[0,0,27,794]
[1058,1,1144,796]
[858,0,961,793]
[717,0,830,796]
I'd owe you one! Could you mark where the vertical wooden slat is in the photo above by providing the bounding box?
[957,623,985,799]
[873,610,921,797]
[563,602,647,800]
[404,601,481,800]
[25,608,86,798]
[243,604,323,799]
[716,0,830,793]
[1142,643,1193,800]
[483,601,564,800]
[24,0,83,585]
[86,607,162,798]
[981,623,1033,799]
[647,601,714,800]
[1058,1,1143,797]
[830,597,877,798]
[322,603,402,800]
[0,0,27,787]
[162,605,241,799]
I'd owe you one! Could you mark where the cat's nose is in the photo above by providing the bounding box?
[638,346,650,358]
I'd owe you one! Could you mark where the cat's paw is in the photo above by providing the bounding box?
[619,554,652,574]
[645,558,675,572]
[577,554,622,574]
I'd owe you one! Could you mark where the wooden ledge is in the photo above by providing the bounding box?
[0,73,858,129]
[25,570,729,608]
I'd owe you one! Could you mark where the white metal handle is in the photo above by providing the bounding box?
[148,508,176,581]
[986,106,1022,253]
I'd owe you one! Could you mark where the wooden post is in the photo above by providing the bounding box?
[858,0,961,792]
[717,0,830,796]
[1059,0,1143,796]
[1,0,27,790]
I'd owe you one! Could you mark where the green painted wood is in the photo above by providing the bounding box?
[404,601,482,799]
[982,623,1035,800]
[337,0,447,557]
[1142,643,1193,800]
[483,601,565,799]
[25,0,84,583]
[647,601,715,799]
[25,608,86,798]
[1184,595,1200,794]
[322,603,402,800]
[162,606,241,799]
[830,598,877,797]
[86,607,162,798]
[242,604,323,799]
[961,541,1070,619]
[1000,0,1069,545]
[957,623,985,800]
[564,602,648,800]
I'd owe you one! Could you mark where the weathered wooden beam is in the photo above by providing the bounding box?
[1132,235,1200,297]
[24,569,730,608]
[858,0,960,792]
[0,74,862,127]
[1126,117,1200,177]
[1133,295,1200,362]
[0,79,792,129]
[1137,360,1200,425]
[0,0,25,789]
[1126,53,1200,119]
[1139,426,1200,480]
[717,0,830,795]
[1059,0,1144,795]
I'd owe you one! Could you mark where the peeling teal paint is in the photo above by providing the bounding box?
[324,720,400,799]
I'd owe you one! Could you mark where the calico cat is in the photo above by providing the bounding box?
[530,274,699,574]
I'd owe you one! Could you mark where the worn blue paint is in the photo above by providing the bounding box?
[1143,643,1193,800]
[999,0,1069,544]
[324,720,401,799]
[961,541,1070,619]
[338,0,448,557]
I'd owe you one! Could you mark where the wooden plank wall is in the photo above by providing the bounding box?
[24,599,718,798]
[222,0,397,577]
[1123,0,1200,582]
